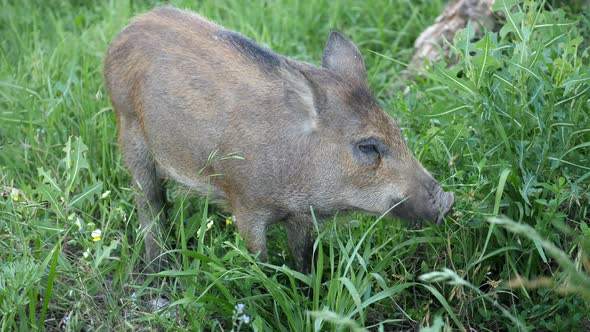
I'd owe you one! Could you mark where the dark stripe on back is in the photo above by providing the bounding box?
[218,30,281,71]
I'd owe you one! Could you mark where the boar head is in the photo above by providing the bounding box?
[288,31,454,224]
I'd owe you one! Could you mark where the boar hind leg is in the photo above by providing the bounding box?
[119,115,166,270]
[285,215,316,274]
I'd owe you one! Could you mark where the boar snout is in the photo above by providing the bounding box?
[392,172,454,224]
[434,188,454,224]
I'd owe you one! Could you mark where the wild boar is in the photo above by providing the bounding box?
[104,6,454,273]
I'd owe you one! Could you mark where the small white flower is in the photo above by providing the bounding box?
[83,248,91,258]
[242,314,250,324]
[101,190,111,199]
[91,229,102,242]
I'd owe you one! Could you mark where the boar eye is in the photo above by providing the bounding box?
[355,137,386,162]
[358,143,379,155]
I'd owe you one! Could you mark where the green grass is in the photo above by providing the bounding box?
[1,0,589,330]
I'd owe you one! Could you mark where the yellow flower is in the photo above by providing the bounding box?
[226,216,236,225]
[10,188,20,202]
[91,229,102,242]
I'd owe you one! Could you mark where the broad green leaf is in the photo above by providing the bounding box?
[69,181,103,208]
[93,240,120,269]
[473,33,501,88]
[63,136,90,195]
[560,70,590,96]
[492,0,521,12]
[497,0,525,41]
[520,172,541,206]
[425,62,476,97]
[37,167,61,192]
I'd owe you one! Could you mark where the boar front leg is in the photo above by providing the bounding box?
[285,215,316,274]
[234,209,275,262]
[119,116,166,270]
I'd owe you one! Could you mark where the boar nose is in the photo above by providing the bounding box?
[434,190,455,224]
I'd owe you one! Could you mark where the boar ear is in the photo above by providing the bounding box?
[321,31,367,81]
[281,62,323,132]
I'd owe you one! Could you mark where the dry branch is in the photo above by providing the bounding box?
[397,0,497,89]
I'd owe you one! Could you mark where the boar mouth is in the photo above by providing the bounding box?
[390,188,454,224]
